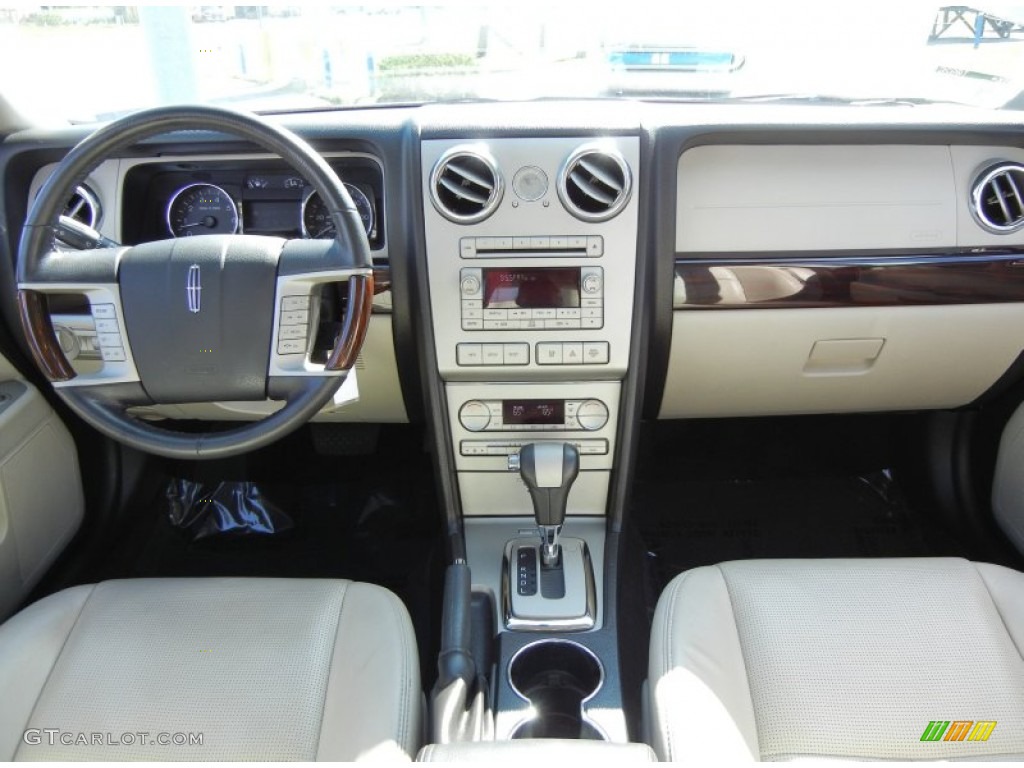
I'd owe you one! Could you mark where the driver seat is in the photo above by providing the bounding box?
[0,578,422,761]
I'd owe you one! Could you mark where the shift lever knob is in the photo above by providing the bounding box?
[518,443,579,567]
[518,443,580,527]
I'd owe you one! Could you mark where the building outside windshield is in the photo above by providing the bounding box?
[0,2,1022,124]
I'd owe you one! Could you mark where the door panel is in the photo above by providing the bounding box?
[0,355,83,619]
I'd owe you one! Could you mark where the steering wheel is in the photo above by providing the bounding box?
[16,105,373,459]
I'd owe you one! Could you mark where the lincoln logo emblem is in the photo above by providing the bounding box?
[186,264,202,313]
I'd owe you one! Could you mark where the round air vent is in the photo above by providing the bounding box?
[63,184,101,229]
[430,147,503,224]
[558,145,632,222]
[971,163,1024,234]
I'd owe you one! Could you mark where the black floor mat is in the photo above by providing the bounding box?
[631,416,974,597]
[635,471,957,591]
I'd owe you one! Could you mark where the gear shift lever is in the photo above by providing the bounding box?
[517,443,580,567]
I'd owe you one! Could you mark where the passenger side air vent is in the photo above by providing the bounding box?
[430,147,503,224]
[63,185,101,228]
[971,163,1024,233]
[558,145,632,222]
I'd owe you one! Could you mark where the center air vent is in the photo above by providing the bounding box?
[430,147,503,224]
[971,163,1024,234]
[558,145,632,222]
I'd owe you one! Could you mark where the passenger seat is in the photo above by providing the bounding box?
[647,558,1024,761]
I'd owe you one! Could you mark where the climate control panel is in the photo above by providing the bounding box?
[458,398,609,432]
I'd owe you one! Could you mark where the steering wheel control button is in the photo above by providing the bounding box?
[459,401,492,432]
[97,332,123,348]
[276,295,311,355]
[93,318,119,334]
[100,347,126,362]
[90,303,116,319]
[583,342,610,364]
[576,399,610,431]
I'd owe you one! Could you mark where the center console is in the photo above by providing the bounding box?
[422,135,639,742]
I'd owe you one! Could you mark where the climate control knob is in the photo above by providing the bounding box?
[458,400,491,432]
[575,399,609,431]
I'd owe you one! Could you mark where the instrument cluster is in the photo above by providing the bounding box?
[122,155,384,252]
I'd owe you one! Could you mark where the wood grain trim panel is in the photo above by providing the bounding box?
[674,254,1024,309]
[16,290,76,381]
[326,273,373,371]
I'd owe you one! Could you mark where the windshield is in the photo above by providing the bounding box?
[1,1,1023,124]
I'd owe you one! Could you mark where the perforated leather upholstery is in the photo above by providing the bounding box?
[648,558,1024,761]
[0,578,421,761]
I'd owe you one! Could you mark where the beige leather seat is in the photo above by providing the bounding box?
[648,558,1024,761]
[0,578,421,761]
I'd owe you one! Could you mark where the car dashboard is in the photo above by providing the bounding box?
[4,99,1024,450]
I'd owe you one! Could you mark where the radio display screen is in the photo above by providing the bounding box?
[482,268,580,309]
[502,399,565,425]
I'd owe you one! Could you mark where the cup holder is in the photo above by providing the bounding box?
[508,640,605,740]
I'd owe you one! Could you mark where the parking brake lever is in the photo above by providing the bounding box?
[516,443,580,568]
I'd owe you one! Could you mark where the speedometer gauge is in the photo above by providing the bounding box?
[167,183,239,237]
[301,184,374,239]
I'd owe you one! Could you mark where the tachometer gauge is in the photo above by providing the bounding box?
[166,183,239,237]
[301,184,374,239]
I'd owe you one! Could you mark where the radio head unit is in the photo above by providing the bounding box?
[461,265,603,331]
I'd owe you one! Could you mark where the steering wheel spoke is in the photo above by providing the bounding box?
[18,246,141,386]
[271,239,374,378]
